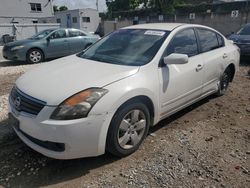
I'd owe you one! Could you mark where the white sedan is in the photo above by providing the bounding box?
[8,23,240,159]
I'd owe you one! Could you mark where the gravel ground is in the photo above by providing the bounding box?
[0,60,249,188]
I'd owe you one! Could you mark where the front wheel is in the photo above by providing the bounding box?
[106,103,150,157]
[216,68,232,96]
[27,48,44,64]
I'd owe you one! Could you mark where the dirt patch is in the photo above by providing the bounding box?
[0,74,22,96]
[0,65,249,188]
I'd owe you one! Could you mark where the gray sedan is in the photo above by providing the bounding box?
[2,28,100,63]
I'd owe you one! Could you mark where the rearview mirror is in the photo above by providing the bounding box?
[163,53,188,65]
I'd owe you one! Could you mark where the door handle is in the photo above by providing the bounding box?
[196,64,203,72]
[223,53,228,59]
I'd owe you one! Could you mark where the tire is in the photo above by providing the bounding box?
[27,48,44,64]
[106,102,150,157]
[216,68,232,96]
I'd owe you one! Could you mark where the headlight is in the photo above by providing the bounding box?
[11,45,25,51]
[50,88,108,120]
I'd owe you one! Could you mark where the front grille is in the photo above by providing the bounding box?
[10,87,46,116]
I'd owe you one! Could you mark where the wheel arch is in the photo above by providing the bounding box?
[114,95,155,126]
[226,63,236,82]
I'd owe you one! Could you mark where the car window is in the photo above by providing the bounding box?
[50,30,66,39]
[237,25,250,35]
[165,28,198,57]
[217,34,225,47]
[69,30,86,37]
[197,29,220,52]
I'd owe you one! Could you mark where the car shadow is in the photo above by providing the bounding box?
[0,94,216,187]
[0,60,29,67]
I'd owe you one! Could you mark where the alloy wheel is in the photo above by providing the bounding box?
[117,109,147,150]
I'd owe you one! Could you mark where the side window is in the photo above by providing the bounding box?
[217,34,225,47]
[197,29,219,52]
[50,30,66,39]
[166,28,198,57]
[68,30,86,37]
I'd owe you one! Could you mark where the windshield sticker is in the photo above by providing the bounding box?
[144,30,165,36]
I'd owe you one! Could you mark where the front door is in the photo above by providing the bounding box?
[159,28,204,118]
[45,29,70,58]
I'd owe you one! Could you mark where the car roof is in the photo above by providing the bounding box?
[124,23,186,31]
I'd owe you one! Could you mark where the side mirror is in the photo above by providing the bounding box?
[163,53,188,65]
[46,37,50,41]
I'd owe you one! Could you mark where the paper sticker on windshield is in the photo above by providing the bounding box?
[144,30,165,36]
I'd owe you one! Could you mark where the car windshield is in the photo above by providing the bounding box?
[237,25,250,35]
[30,29,55,39]
[79,29,170,66]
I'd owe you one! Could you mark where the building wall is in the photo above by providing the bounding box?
[54,9,81,30]
[53,9,100,32]
[0,0,53,23]
[79,9,100,32]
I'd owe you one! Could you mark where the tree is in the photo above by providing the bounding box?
[53,5,68,12]
[59,6,68,11]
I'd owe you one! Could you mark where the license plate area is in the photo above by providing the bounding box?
[8,113,20,131]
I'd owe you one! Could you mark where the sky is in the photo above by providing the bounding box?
[53,0,107,12]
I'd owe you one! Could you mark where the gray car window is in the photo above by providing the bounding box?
[165,28,198,57]
[69,30,86,37]
[50,30,67,39]
[197,29,219,52]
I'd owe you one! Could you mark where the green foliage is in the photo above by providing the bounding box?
[59,6,68,11]
[106,0,186,15]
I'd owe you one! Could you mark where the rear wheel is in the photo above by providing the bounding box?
[216,68,232,96]
[27,48,44,64]
[106,103,150,157]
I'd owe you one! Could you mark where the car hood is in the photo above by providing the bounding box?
[16,55,139,105]
[228,34,250,43]
[5,39,35,47]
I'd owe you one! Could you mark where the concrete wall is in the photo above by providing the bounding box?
[103,11,249,36]
[0,0,53,24]
[0,23,60,42]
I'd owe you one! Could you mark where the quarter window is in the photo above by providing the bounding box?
[30,3,42,12]
[166,28,198,57]
[217,34,225,47]
[196,29,220,52]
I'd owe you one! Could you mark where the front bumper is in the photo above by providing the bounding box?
[9,102,114,159]
[2,46,26,61]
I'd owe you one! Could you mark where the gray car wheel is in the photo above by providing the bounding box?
[27,48,44,64]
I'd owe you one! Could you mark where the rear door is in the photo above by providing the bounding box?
[159,28,204,118]
[68,29,88,54]
[45,29,70,58]
[195,28,228,94]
